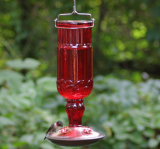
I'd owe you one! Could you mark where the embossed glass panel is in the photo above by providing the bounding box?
[57,21,93,99]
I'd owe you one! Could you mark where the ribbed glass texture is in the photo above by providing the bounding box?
[56,21,93,99]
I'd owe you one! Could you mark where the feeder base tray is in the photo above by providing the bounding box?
[46,126,105,147]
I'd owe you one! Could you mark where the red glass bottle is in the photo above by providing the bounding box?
[56,21,93,100]
[56,21,93,127]
[46,12,105,144]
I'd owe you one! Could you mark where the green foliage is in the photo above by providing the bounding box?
[6,58,40,70]
[84,76,160,149]
[0,60,71,149]
[1,0,160,77]
[37,77,57,92]
[1,59,160,149]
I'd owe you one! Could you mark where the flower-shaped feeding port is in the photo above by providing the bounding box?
[46,0,105,147]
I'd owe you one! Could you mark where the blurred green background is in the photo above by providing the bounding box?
[1,0,160,148]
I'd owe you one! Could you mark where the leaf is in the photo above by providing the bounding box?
[0,70,23,91]
[148,138,159,148]
[6,58,40,70]
[115,133,128,141]
[34,132,45,142]
[37,77,57,92]
[125,126,134,132]
[143,129,154,137]
[0,70,23,82]
[108,138,116,144]
[20,134,33,144]
[151,6,160,18]
[154,80,160,89]
[113,141,126,149]
[112,125,125,134]
[18,98,32,108]
[140,142,148,148]
[40,143,56,149]
[129,132,143,144]
[137,125,145,131]
[7,95,21,108]
[43,101,57,109]
[13,142,27,147]
[0,116,15,126]
[157,135,160,141]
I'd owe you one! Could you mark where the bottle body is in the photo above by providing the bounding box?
[57,23,93,99]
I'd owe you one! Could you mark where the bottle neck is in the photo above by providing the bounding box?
[66,99,85,127]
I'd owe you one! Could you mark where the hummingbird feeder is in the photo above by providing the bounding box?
[46,0,105,146]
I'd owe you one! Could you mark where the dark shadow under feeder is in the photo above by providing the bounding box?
[46,0,105,146]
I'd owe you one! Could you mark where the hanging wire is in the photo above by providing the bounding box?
[55,0,95,21]
[73,0,77,13]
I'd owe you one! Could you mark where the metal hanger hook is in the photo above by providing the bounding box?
[73,0,77,14]
[54,0,95,25]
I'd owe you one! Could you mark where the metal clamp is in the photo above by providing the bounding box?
[54,0,95,28]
